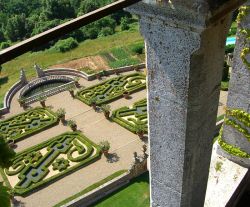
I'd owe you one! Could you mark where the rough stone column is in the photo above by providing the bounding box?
[128,1,232,206]
[217,3,250,167]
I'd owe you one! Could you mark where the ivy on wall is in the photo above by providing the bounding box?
[237,6,250,70]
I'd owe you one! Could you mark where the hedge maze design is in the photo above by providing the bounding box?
[0,108,59,142]
[112,99,148,133]
[1,132,101,195]
[76,72,146,105]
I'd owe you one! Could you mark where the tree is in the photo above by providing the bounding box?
[42,0,75,20]
[0,29,5,42]
[6,14,27,41]
[79,0,100,14]
[0,135,16,207]
[120,17,130,31]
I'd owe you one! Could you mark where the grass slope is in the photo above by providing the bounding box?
[92,172,150,207]
[0,23,143,106]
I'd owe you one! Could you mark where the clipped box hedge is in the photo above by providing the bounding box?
[76,72,146,106]
[0,131,101,196]
[0,107,59,142]
[112,99,148,133]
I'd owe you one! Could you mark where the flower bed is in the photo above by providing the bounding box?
[112,99,148,133]
[0,107,59,142]
[76,73,146,105]
[0,132,101,195]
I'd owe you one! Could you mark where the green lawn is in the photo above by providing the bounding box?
[92,172,150,207]
[0,22,143,106]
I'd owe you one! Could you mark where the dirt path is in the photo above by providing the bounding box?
[50,55,109,71]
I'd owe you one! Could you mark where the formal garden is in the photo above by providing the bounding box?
[0,69,148,207]
[0,108,59,142]
[1,132,101,196]
[112,99,147,136]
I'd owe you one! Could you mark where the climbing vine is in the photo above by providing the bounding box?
[225,109,250,141]
[237,6,250,70]
[236,6,250,23]
[218,128,250,158]
[226,109,250,127]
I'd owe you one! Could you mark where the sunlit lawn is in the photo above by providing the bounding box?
[92,172,150,207]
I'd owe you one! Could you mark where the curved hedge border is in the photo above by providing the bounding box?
[76,72,146,106]
[0,131,101,196]
[112,99,147,133]
[0,107,59,142]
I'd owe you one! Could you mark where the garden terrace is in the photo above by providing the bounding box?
[0,0,248,206]
[0,132,101,195]
[0,107,59,142]
[112,99,147,133]
[20,75,74,99]
[76,72,146,105]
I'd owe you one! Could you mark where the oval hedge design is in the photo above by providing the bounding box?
[0,107,59,142]
[0,132,101,196]
[76,72,146,105]
[112,99,148,133]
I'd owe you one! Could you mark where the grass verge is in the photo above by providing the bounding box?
[92,172,150,207]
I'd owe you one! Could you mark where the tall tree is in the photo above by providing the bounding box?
[6,14,27,42]
[0,135,15,207]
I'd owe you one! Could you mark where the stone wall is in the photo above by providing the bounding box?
[217,3,250,167]
[46,63,145,81]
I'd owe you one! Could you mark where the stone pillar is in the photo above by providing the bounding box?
[20,68,28,85]
[217,3,250,167]
[34,64,45,78]
[128,1,232,206]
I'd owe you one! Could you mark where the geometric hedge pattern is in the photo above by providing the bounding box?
[0,132,101,195]
[76,72,146,105]
[0,107,59,142]
[112,99,148,133]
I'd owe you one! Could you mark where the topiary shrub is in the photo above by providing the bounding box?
[54,37,78,52]
[225,44,235,54]
[222,61,229,81]
[131,44,144,55]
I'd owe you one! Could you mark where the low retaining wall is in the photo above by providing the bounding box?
[46,63,146,81]
[62,172,131,207]
[0,81,24,115]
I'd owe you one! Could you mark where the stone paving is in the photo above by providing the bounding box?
[0,71,147,207]
[0,70,228,207]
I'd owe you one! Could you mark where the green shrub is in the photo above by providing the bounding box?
[131,44,144,55]
[0,42,10,50]
[99,140,110,151]
[99,27,115,37]
[55,108,66,118]
[228,27,237,36]
[222,61,229,81]
[225,44,235,54]
[0,135,16,168]
[54,37,78,52]
[0,107,59,142]
[120,17,130,31]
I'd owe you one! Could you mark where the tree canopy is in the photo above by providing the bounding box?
[0,0,133,50]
